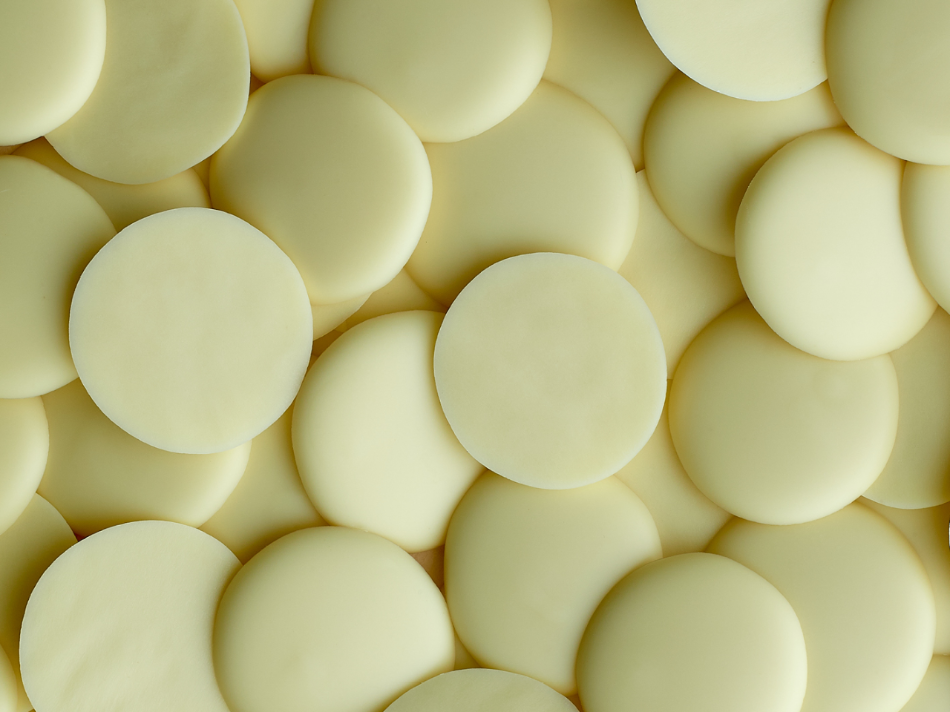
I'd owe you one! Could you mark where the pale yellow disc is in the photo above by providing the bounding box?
[0,495,76,712]
[643,75,843,256]
[576,553,807,712]
[294,311,482,552]
[709,503,936,712]
[211,74,431,304]
[619,171,745,373]
[435,254,666,489]
[311,295,369,341]
[69,208,313,455]
[0,399,48,538]
[865,309,950,508]
[736,127,935,361]
[445,472,661,695]
[899,656,950,712]
[0,156,115,399]
[670,302,898,524]
[406,81,637,305]
[0,0,105,144]
[312,0,552,143]
[635,0,831,101]
[0,645,14,712]
[214,527,455,712]
[339,270,444,332]
[20,521,239,712]
[233,0,313,81]
[384,669,577,712]
[543,0,674,169]
[903,163,950,314]
[15,138,209,231]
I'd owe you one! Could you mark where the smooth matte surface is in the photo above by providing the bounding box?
[0,399,48,538]
[385,669,577,712]
[0,647,14,712]
[311,296,369,341]
[233,0,313,80]
[898,656,950,712]
[903,163,950,314]
[339,270,444,332]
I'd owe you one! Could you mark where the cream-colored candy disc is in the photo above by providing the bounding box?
[643,75,843,256]
[670,302,898,525]
[903,164,950,313]
[20,521,238,712]
[435,254,666,489]
[384,669,577,712]
[233,0,314,81]
[899,656,950,712]
[635,0,830,101]
[619,171,745,373]
[45,0,249,185]
[69,208,312,455]
[214,527,455,712]
[294,311,482,553]
[445,472,661,694]
[0,646,14,712]
[406,81,637,305]
[0,156,115,399]
[312,0,551,143]
[339,270,444,332]
[709,504,936,712]
[736,127,935,361]
[212,74,431,305]
[0,399,48,538]
[576,553,807,712]
[0,0,105,145]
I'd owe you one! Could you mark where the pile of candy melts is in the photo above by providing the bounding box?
[1,0,949,711]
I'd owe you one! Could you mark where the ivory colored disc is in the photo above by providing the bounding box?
[643,75,843,256]
[899,656,950,712]
[68,208,313,455]
[0,156,116,399]
[214,527,455,712]
[434,253,666,489]
[903,163,950,314]
[294,311,482,552]
[212,74,431,304]
[736,127,935,361]
[311,295,369,341]
[339,270,444,332]
[0,0,105,144]
[710,504,936,712]
[0,399,48,538]
[576,553,807,712]
[619,171,745,373]
[20,521,239,712]
[313,0,552,143]
[635,0,830,101]
[233,0,313,81]
[406,81,637,305]
[0,646,14,712]
[45,0,249,185]
[445,472,661,694]
[384,669,577,712]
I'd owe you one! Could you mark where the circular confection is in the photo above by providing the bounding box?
[903,163,950,313]
[708,504,936,712]
[0,645,13,712]
[20,521,239,712]
[445,473,661,694]
[434,253,666,489]
[312,0,552,143]
[213,527,455,712]
[68,208,313,455]
[45,0,249,184]
[576,553,807,712]
[643,75,842,256]
[0,398,48,538]
[232,0,314,81]
[406,81,637,305]
[670,301,898,525]
[211,74,431,305]
[735,127,935,361]
[635,0,831,101]
[384,669,577,712]
[293,311,483,553]
[899,656,950,712]
[0,0,105,145]
[0,156,115,399]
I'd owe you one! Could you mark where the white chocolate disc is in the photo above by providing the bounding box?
[0,0,105,144]
[708,504,936,712]
[339,270,444,332]
[0,156,115,399]
[445,472,661,695]
[384,669,577,712]
[0,646,14,712]
[643,76,842,256]
[312,0,552,143]
[736,128,935,361]
[20,521,239,712]
[211,74,431,304]
[233,0,314,81]
[899,656,950,712]
[903,163,950,313]
[635,0,831,101]
[576,553,807,712]
[214,527,455,712]
[294,311,482,552]
[69,208,313,455]
[0,399,48,538]
[46,0,249,185]
[670,302,898,524]
[434,253,666,489]
[406,81,637,305]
